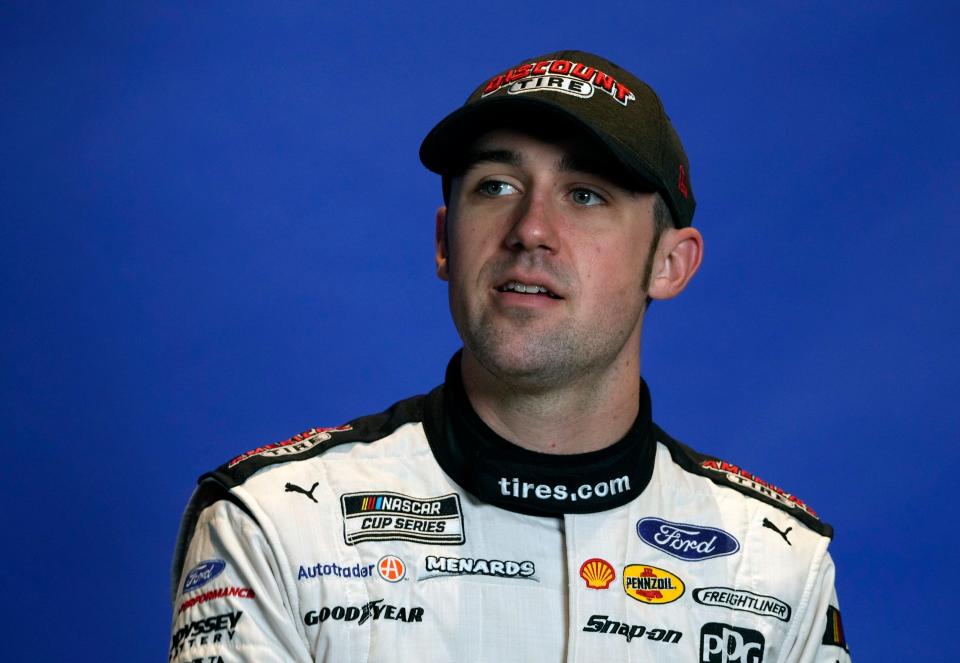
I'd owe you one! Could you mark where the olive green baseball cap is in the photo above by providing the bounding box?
[419,49,695,228]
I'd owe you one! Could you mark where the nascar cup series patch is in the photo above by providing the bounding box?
[340,492,465,545]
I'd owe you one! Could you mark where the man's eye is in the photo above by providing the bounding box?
[478,180,517,197]
[571,188,605,206]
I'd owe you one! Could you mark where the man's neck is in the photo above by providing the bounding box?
[458,350,642,455]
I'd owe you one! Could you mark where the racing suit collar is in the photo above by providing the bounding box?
[424,351,656,516]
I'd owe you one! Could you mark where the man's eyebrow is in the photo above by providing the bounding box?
[557,153,611,176]
[558,152,648,193]
[460,148,521,171]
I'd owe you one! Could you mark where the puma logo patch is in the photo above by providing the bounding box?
[762,517,792,545]
[285,481,320,503]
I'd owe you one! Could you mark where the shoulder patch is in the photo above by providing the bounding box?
[201,392,431,488]
[655,425,833,538]
[226,426,354,469]
[821,605,849,651]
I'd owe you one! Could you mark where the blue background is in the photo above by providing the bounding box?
[2,2,957,660]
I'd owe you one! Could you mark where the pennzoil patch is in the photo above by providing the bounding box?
[341,492,465,545]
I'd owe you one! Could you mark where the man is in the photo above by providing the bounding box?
[170,50,850,663]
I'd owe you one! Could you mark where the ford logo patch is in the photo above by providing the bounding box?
[636,518,740,561]
[182,559,226,592]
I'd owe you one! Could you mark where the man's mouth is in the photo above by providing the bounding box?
[496,281,562,299]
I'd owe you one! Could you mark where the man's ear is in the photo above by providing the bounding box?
[435,206,449,281]
[647,227,703,301]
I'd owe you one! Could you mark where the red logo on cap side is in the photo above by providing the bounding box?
[678,164,689,199]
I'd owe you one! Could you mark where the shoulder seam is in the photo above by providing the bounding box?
[655,424,834,538]
[199,392,431,489]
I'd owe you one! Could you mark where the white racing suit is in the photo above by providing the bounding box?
[170,356,851,662]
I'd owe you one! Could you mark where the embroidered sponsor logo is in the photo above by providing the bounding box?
[693,587,791,622]
[821,606,849,651]
[497,475,630,504]
[177,586,256,614]
[700,623,765,663]
[297,561,374,581]
[285,481,319,503]
[701,459,817,518]
[678,164,689,199]
[340,492,465,545]
[303,599,423,625]
[481,59,636,106]
[762,518,793,545]
[506,74,594,100]
[228,426,352,468]
[182,559,226,593]
[582,614,682,644]
[636,518,740,561]
[377,555,406,582]
[419,556,535,580]
[169,610,243,660]
[579,558,615,589]
[622,564,685,605]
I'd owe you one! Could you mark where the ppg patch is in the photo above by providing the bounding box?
[700,623,764,663]
[340,492,465,545]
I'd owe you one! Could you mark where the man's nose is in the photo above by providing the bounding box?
[504,190,560,253]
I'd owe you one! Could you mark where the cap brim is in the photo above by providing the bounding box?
[419,96,666,196]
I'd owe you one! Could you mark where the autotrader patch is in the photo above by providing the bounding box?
[340,491,464,545]
[377,555,406,582]
[297,561,375,581]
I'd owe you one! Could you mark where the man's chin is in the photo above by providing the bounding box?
[465,337,581,391]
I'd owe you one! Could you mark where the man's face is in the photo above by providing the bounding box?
[436,129,659,389]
